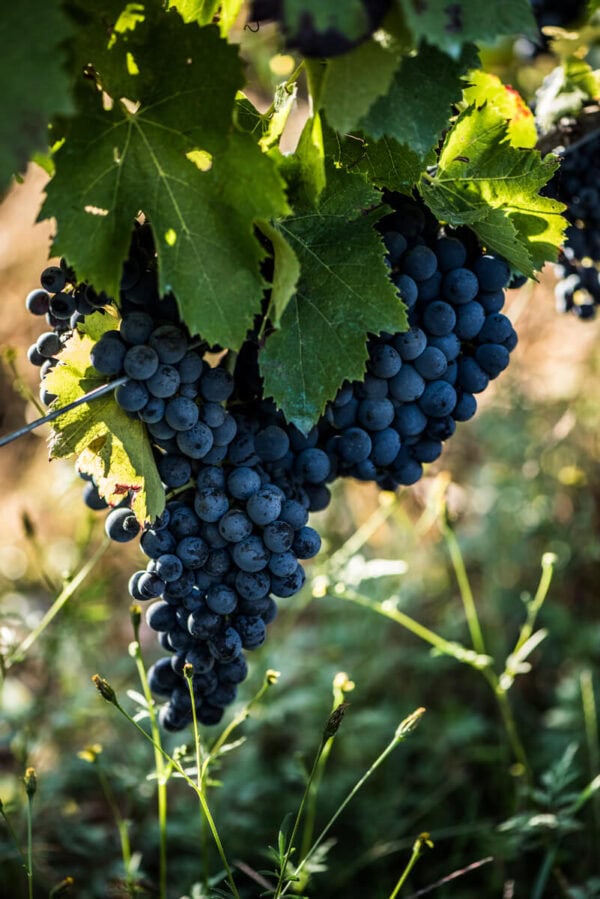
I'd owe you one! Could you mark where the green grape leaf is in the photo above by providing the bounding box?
[321,38,402,133]
[41,15,289,349]
[260,166,407,433]
[0,0,73,190]
[44,318,165,524]
[394,0,536,59]
[282,0,371,42]
[535,59,600,134]
[324,126,431,194]
[360,43,477,156]
[462,71,537,148]
[419,103,566,277]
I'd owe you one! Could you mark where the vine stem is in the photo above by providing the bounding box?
[0,376,128,448]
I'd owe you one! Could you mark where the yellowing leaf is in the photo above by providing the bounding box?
[44,327,165,524]
[463,71,537,148]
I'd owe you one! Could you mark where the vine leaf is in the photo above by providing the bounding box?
[395,0,536,60]
[40,14,289,350]
[321,38,402,133]
[419,104,566,277]
[0,0,73,190]
[360,43,477,156]
[260,166,407,433]
[44,317,165,524]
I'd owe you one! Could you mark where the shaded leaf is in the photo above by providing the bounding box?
[324,126,430,194]
[0,0,73,190]
[360,43,477,156]
[260,166,407,433]
[395,0,536,59]
[321,38,401,133]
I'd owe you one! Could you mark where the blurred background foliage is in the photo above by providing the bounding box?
[1,10,600,899]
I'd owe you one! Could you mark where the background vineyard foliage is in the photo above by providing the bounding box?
[1,2,600,899]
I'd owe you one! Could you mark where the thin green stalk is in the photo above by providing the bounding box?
[0,800,28,869]
[25,800,33,899]
[130,629,168,899]
[280,709,425,898]
[531,844,558,899]
[3,348,46,416]
[332,587,491,670]
[24,768,37,899]
[388,834,433,899]
[204,670,278,774]
[439,512,486,656]
[184,665,210,890]
[487,675,531,782]
[274,733,329,897]
[9,539,110,665]
[299,674,354,870]
[512,553,556,656]
[297,733,333,874]
[92,676,240,899]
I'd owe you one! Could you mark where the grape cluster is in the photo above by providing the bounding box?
[318,197,517,489]
[548,135,600,319]
[250,0,391,58]
[24,198,518,730]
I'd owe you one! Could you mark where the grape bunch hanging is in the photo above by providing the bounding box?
[24,196,517,731]
[549,134,600,319]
